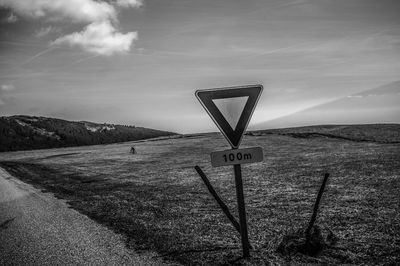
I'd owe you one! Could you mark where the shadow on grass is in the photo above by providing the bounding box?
[0,161,245,265]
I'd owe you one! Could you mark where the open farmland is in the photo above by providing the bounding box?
[0,125,399,265]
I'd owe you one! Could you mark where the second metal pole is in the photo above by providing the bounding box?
[233,163,250,258]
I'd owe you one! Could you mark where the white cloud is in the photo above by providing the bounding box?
[0,0,141,55]
[3,12,18,23]
[52,21,137,56]
[115,0,142,8]
[0,0,116,23]
[35,26,53,37]
[1,84,15,91]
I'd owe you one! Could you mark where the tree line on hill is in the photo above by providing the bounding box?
[0,115,176,152]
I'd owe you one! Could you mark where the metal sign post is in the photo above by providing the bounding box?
[195,84,263,258]
[233,162,250,257]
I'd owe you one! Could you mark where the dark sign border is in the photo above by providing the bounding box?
[196,84,263,148]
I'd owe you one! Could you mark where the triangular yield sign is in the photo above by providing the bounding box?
[196,85,263,148]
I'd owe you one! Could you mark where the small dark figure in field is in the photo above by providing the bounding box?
[130,146,136,154]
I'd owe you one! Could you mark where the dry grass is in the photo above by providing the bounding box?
[0,128,399,265]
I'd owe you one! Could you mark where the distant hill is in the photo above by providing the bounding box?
[255,80,400,129]
[0,115,176,152]
[247,124,400,144]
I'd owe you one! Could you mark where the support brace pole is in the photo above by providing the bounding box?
[305,173,330,242]
[194,166,241,234]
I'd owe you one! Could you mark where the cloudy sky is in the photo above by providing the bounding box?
[0,0,399,133]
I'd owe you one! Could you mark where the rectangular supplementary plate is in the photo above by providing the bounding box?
[210,147,263,167]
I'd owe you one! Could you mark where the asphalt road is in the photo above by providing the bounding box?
[0,167,175,266]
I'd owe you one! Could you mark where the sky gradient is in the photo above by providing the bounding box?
[1,0,399,133]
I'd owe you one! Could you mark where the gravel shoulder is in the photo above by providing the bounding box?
[0,167,175,266]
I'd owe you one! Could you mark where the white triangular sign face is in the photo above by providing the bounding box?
[212,96,249,130]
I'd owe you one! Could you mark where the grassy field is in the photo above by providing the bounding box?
[0,125,399,265]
